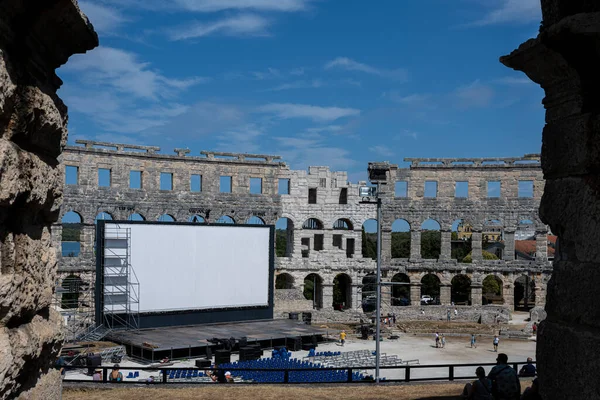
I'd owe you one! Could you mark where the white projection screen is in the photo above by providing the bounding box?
[102,222,272,313]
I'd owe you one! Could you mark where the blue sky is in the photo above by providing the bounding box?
[58,0,544,183]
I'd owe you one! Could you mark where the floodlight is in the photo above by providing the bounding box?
[359,186,377,198]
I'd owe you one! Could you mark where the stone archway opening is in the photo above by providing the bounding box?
[361,273,377,312]
[275,273,294,289]
[451,219,472,263]
[95,212,113,222]
[514,274,535,311]
[451,274,472,305]
[61,274,84,309]
[189,215,205,223]
[362,219,378,260]
[482,275,504,305]
[515,219,536,260]
[421,219,441,259]
[275,218,294,257]
[332,219,355,257]
[420,274,440,305]
[333,273,352,310]
[391,219,410,258]
[304,273,323,309]
[128,213,145,221]
[217,215,235,224]
[247,216,266,225]
[391,273,410,306]
[61,211,83,257]
[158,214,176,222]
[482,219,503,259]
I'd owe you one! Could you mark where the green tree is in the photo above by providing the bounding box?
[451,231,458,240]
[421,231,441,259]
[62,223,82,242]
[275,229,287,257]
[361,228,377,259]
[391,231,410,258]
[303,278,314,300]
[483,275,502,295]
[462,250,499,263]
[421,274,440,297]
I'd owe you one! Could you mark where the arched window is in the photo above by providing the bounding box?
[302,218,323,229]
[61,211,83,257]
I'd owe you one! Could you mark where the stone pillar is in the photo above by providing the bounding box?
[322,284,333,310]
[410,230,421,260]
[502,6,600,396]
[381,279,392,308]
[471,231,483,262]
[354,230,363,258]
[471,284,483,306]
[535,230,548,261]
[381,228,392,263]
[440,230,452,260]
[52,224,63,260]
[410,283,421,306]
[440,284,451,306]
[503,230,515,261]
[534,274,547,308]
[81,224,95,257]
[0,2,98,398]
[503,279,514,311]
[351,285,361,310]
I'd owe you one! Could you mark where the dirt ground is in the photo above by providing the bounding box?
[63,379,536,400]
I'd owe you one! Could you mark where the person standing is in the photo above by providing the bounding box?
[471,334,477,348]
[435,332,440,348]
[493,335,499,352]
[340,330,346,346]
[454,308,458,317]
[447,309,451,321]
[488,353,521,400]
[441,334,446,348]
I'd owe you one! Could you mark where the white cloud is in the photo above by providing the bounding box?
[325,57,408,81]
[63,47,206,99]
[493,76,533,85]
[172,0,312,12]
[274,134,357,170]
[79,1,128,34]
[264,79,323,91]
[453,79,494,109]
[252,67,282,80]
[389,92,431,106]
[168,14,270,40]
[216,123,266,153]
[257,103,360,122]
[369,145,394,158]
[468,0,541,26]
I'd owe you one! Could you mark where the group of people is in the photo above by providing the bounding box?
[461,354,539,400]
[434,332,446,348]
[447,308,458,321]
[207,366,234,383]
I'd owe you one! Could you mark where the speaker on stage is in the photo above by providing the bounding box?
[286,337,302,351]
[239,337,248,347]
[215,349,231,365]
[312,335,318,346]
[195,359,211,368]
[205,347,213,359]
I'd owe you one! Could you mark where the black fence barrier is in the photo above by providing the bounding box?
[60,361,536,385]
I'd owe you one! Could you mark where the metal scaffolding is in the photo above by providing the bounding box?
[53,275,95,342]
[101,224,140,332]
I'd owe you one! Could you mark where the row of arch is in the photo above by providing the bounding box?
[61,210,268,225]
[276,272,536,311]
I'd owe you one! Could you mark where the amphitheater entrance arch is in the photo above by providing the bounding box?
[275,273,294,289]
[482,275,504,305]
[451,274,472,305]
[514,274,535,311]
[421,274,440,305]
[391,273,410,306]
[304,273,323,309]
[391,219,410,258]
[451,219,472,263]
[333,273,352,310]
[362,219,378,259]
[275,218,294,257]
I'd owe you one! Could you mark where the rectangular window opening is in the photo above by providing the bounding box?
[518,180,534,198]
[130,170,142,189]
[395,181,408,197]
[65,165,79,185]
[250,177,263,194]
[190,174,202,192]
[339,188,348,204]
[424,181,438,198]
[160,172,173,191]
[98,168,111,187]
[278,178,290,195]
[301,237,310,258]
[346,238,355,258]
[333,234,343,249]
[220,176,232,193]
[308,188,317,204]
[319,178,327,188]
[487,181,501,198]
[455,181,468,198]
[314,234,324,251]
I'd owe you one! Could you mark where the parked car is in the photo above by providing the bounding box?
[421,295,433,304]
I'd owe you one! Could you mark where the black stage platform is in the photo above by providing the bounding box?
[107,319,329,362]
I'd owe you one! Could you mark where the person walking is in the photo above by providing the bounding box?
[340,330,346,346]
[441,334,446,348]
[493,335,499,352]
[435,332,440,348]
[471,334,477,348]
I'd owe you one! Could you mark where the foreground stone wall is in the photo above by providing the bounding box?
[501,1,600,398]
[0,1,97,398]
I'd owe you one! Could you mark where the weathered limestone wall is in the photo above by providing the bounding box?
[0,1,97,398]
[501,1,600,398]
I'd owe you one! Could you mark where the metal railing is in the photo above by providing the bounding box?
[60,360,535,384]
